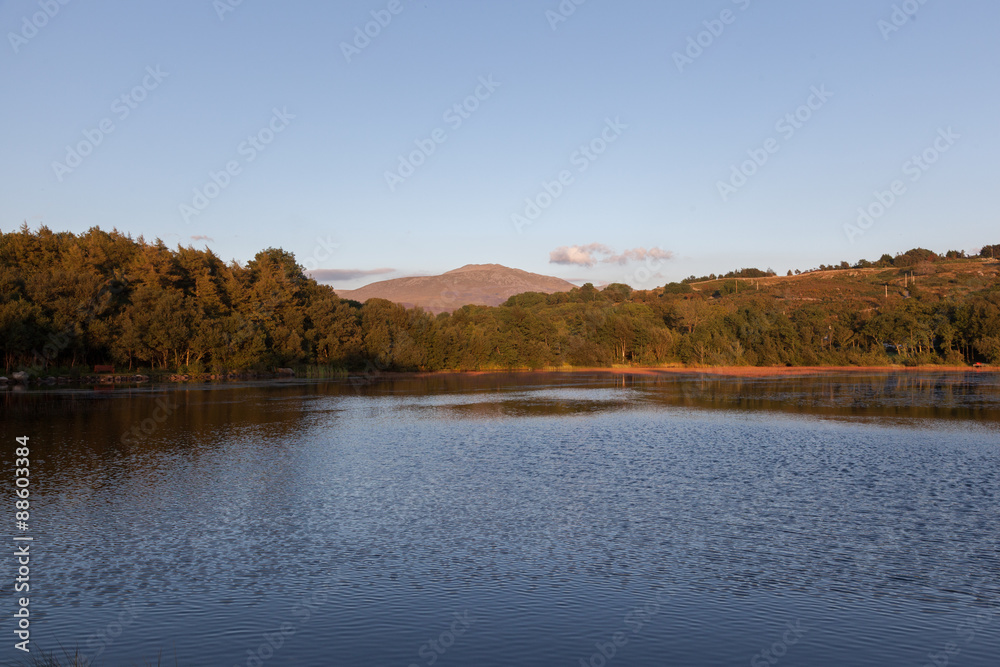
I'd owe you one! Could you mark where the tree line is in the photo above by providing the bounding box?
[1,225,998,374]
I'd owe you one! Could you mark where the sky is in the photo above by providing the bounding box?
[2,0,998,290]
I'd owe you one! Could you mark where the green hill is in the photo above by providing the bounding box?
[2,226,998,375]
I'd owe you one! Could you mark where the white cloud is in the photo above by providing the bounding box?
[549,243,612,267]
[550,244,673,267]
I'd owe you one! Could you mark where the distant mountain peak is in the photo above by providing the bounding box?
[445,263,510,274]
[334,264,574,313]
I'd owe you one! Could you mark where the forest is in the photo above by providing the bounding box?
[1,225,999,375]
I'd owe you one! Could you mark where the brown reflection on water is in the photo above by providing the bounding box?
[1,382,333,451]
[634,372,1000,423]
[418,398,635,419]
[0,382,341,514]
[341,371,1000,424]
[3,372,999,448]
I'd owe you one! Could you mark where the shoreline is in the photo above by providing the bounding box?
[2,364,993,389]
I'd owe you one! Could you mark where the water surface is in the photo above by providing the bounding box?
[2,372,998,666]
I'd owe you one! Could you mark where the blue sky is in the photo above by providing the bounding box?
[2,0,998,290]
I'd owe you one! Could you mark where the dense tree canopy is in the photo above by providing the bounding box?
[2,225,998,374]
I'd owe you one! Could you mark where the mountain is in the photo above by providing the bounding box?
[333,264,577,313]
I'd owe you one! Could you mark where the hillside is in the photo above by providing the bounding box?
[685,257,1000,306]
[334,264,576,313]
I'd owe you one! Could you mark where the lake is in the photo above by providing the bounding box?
[2,371,999,666]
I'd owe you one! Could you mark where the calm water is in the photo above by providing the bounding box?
[2,372,999,666]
